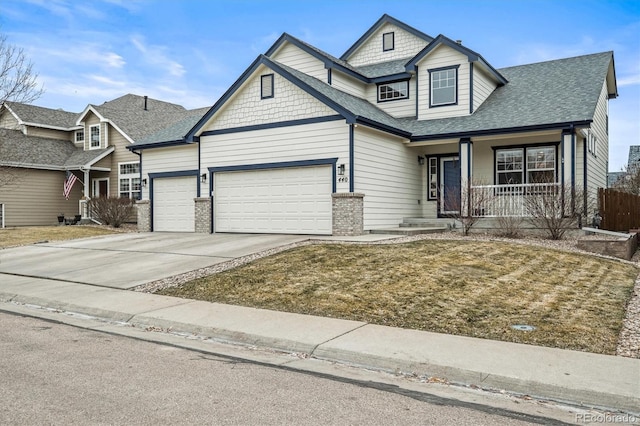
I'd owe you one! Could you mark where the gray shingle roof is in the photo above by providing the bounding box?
[90,94,188,141]
[628,146,640,166]
[275,60,409,135]
[0,129,110,169]
[274,52,612,140]
[402,51,614,138]
[3,101,79,129]
[354,58,411,79]
[0,128,76,168]
[135,107,210,145]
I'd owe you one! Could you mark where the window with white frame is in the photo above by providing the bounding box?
[378,81,409,101]
[119,162,140,199]
[75,129,84,143]
[261,74,274,99]
[496,146,556,185]
[90,124,100,148]
[383,32,394,51]
[430,67,457,106]
[587,130,598,157]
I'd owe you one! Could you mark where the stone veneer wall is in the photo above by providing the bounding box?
[136,200,150,232]
[577,233,638,260]
[332,193,364,236]
[194,197,211,233]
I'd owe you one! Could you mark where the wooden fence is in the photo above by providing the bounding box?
[598,188,640,232]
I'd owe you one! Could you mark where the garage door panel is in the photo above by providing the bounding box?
[153,176,196,232]
[215,166,332,235]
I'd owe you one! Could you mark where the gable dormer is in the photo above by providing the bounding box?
[406,35,507,121]
[341,14,433,67]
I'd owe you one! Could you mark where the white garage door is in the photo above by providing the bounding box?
[153,176,197,232]
[215,166,332,235]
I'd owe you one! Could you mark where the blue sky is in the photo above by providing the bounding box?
[1,0,638,171]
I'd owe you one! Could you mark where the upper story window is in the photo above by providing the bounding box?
[430,66,458,107]
[383,32,394,51]
[261,74,274,99]
[378,81,409,102]
[496,146,556,185]
[89,124,100,149]
[75,129,84,143]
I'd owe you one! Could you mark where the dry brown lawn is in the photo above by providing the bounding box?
[0,226,121,248]
[159,240,638,354]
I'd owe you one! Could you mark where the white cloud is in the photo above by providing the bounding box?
[131,35,186,77]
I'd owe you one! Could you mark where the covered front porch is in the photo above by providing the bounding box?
[410,127,587,223]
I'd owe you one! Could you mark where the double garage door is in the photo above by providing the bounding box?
[214,165,332,235]
[152,166,332,234]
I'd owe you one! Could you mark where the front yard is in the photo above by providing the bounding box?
[158,239,638,355]
[0,226,123,248]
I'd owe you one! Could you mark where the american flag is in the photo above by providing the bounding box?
[63,171,78,200]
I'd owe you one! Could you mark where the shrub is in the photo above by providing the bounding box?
[495,215,524,238]
[88,197,134,228]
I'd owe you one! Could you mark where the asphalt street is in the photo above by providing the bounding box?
[0,311,580,425]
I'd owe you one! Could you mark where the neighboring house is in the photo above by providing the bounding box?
[130,14,617,235]
[0,94,208,227]
[608,145,640,188]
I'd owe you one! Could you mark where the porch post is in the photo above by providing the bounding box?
[561,129,575,214]
[82,168,90,219]
[459,138,472,216]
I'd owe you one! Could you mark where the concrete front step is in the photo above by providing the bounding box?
[369,227,447,236]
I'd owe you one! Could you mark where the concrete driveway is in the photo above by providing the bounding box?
[0,233,307,289]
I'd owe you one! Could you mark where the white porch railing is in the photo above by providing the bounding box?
[469,183,561,217]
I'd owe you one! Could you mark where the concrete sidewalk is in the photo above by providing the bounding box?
[1,272,638,414]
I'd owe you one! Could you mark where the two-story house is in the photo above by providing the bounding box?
[130,14,617,235]
[0,94,208,227]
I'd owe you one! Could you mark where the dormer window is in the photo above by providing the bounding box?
[261,74,274,99]
[378,81,409,102]
[430,66,459,107]
[383,32,394,51]
[90,124,100,149]
[75,129,84,143]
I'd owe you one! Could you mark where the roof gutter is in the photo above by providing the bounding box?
[410,120,593,142]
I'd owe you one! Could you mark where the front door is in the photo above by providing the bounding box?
[92,178,109,198]
[440,157,460,215]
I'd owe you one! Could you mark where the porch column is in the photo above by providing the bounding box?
[561,129,576,213]
[459,138,472,216]
[81,168,90,218]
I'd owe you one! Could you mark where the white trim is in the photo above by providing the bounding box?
[118,161,141,199]
[89,124,101,149]
[76,105,135,144]
[2,103,81,131]
[92,178,109,198]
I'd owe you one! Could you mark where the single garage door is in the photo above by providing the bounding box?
[215,166,332,234]
[153,176,197,232]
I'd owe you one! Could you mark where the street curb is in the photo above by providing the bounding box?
[1,294,639,415]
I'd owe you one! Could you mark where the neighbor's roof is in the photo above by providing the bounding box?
[628,146,640,166]
[87,94,190,142]
[3,101,79,129]
[0,128,111,170]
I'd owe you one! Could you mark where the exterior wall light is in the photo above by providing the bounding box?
[417,155,425,165]
[337,164,345,176]
[201,173,207,183]
[141,178,147,187]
